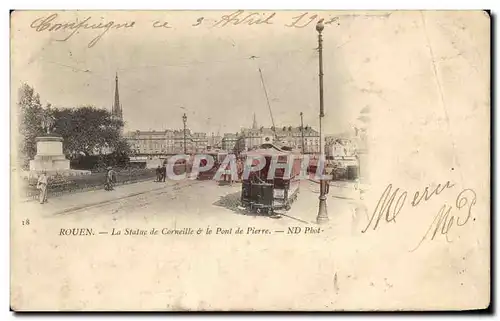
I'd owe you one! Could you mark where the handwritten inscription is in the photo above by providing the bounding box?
[212,10,276,27]
[362,181,455,233]
[363,181,478,251]
[152,20,172,28]
[192,17,204,27]
[30,13,135,48]
[285,13,339,28]
[28,11,345,48]
[410,189,477,251]
[411,181,455,207]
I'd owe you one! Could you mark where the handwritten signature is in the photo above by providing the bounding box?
[362,181,478,251]
[361,181,455,233]
[409,189,477,251]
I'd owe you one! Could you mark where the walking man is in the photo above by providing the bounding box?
[106,166,116,191]
[161,164,167,182]
[236,158,244,182]
[155,165,161,182]
[37,171,48,204]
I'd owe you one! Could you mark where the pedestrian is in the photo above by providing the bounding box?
[155,165,161,182]
[37,171,48,204]
[161,164,167,182]
[237,158,244,182]
[225,163,233,186]
[106,166,116,191]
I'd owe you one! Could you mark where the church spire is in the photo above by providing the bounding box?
[112,72,123,121]
[252,113,258,130]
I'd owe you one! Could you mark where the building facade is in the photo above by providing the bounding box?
[191,132,208,153]
[208,134,222,149]
[126,129,213,156]
[222,133,238,152]
[125,130,170,156]
[236,125,320,153]
[125,125,324,157]
[325,135,356,158]
[240,127,275,150]
[173,129,193,154]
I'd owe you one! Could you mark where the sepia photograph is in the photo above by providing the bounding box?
[10,10,490,311]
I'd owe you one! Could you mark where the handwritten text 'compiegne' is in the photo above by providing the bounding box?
[28,11,343,48]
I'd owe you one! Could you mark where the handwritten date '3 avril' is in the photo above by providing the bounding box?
[29,11,341,48]
[362,181,478,251]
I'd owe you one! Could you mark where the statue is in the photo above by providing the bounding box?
[41,110,55,135]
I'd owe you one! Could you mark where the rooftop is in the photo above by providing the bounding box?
[241,126,319,136]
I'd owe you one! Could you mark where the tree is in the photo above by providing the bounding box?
[17,83,45,168]
[52,106,127,159]
[16,84,131,170]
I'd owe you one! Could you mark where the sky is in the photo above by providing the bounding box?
[10,10,491,194]
[12,10,407,136]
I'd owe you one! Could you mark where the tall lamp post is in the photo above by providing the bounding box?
[316,19,329,224]
[182,113,187,154]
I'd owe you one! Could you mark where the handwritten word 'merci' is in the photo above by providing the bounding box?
[410,189,477,251]
[30,14,135,48]
[362,181,455,233]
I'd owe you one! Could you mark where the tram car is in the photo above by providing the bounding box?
[196,150,228,180]
[240,143,301,215]
[197,151,221,180]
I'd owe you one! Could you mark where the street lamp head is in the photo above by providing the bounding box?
[316,19,325,33]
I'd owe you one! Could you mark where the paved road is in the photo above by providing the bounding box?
[15,177,366,235]
[12,178,485,311]
[12,178,375,311]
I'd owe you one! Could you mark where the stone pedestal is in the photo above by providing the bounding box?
[29,136,70,171]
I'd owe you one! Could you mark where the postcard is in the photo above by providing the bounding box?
[10,10,490,311]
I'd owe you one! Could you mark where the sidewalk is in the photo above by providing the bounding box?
[307,178,361,201]
[291,180,367,236]
[13,179,186,217]
[21,175,156,202]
